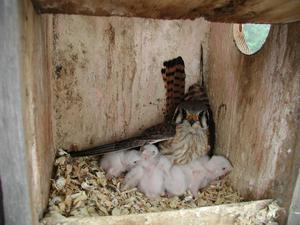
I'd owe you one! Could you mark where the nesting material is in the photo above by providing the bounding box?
[45,149,243,218]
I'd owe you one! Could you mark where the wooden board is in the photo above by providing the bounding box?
[0,0,55,223]
[0,0,33,224]
[49,15,210,150]
[207,22,300,221]
[288,170,300,225]
[41,200,281,225]
[31,0,300,23]
[22,0,56,222]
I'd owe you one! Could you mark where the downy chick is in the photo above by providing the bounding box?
[123,144,159,190]
[100,150,141,178]
[124,144,169,199]
[164,165,187,196]
[164,156,210,197]
[187,155,232,197]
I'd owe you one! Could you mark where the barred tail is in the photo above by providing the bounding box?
[161,56,185,120]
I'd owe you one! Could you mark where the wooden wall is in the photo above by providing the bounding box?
[207,22,300,217]
[0,0,46,224]
[22,0,55,223]
[49,15,210,150]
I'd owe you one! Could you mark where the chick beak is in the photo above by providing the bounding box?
[141,152,149,160]
[219,171,231,179]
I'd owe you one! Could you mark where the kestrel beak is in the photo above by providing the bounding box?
[186,114,198,125]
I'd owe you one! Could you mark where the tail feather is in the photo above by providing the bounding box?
[161,56,186,120]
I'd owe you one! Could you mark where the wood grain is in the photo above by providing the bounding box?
[50,15,210,150]
[0,0,33,224]
[31,0,300,23]
[41,200,279,225]
[207,22,300,221]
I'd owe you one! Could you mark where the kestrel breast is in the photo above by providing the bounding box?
[159,121,209,165]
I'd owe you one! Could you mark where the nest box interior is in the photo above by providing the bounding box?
[1,0,300,225]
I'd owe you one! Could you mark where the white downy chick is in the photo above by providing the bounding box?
[187,155,233,197]
[204,155,233,181]
[100,150,141,178]
[122,164,144,190]
[180,156,208,196]
[123,144,159,191]
[164,165,187,196]
[124,150,142,170]
[138,145,166,199]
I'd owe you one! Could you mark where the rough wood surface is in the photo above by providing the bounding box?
[49,15,210,150]
[31,0,300,23]
[41,200,280,225]
[22,0,56,222]
[207,22,300,220]
[0,0,33,224]
[288,170,300,225]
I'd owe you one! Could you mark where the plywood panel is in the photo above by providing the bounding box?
[50,15,210,150]
[22,0,55,222]
[207,22,300,217]
[31,0,300,23]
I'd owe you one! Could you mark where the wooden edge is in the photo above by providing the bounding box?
[40,200,282,225]
[0,0,34,224]
[288,169,300,225]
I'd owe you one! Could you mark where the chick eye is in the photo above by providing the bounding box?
[222,167,226,170]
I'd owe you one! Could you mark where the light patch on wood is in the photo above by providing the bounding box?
[49,15,210,150]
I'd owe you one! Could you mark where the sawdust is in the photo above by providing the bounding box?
[45,149,243,218]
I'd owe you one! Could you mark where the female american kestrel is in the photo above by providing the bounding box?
[70,57,214,165]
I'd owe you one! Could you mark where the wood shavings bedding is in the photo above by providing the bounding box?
[45,149,243,218]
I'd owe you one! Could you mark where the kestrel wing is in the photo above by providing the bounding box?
[69,122,176,157]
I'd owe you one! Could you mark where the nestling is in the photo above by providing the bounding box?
[184,155,232,197]
[163,165,187,196]
[100,150,141,178]
[123,144,170,199]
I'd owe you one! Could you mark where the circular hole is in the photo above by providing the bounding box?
[233,23,271,55]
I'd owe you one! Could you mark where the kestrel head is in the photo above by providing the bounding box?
[173,101,209,129]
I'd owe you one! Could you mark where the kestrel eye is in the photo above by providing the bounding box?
[182,109,187,119]
[222,167,226,170]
